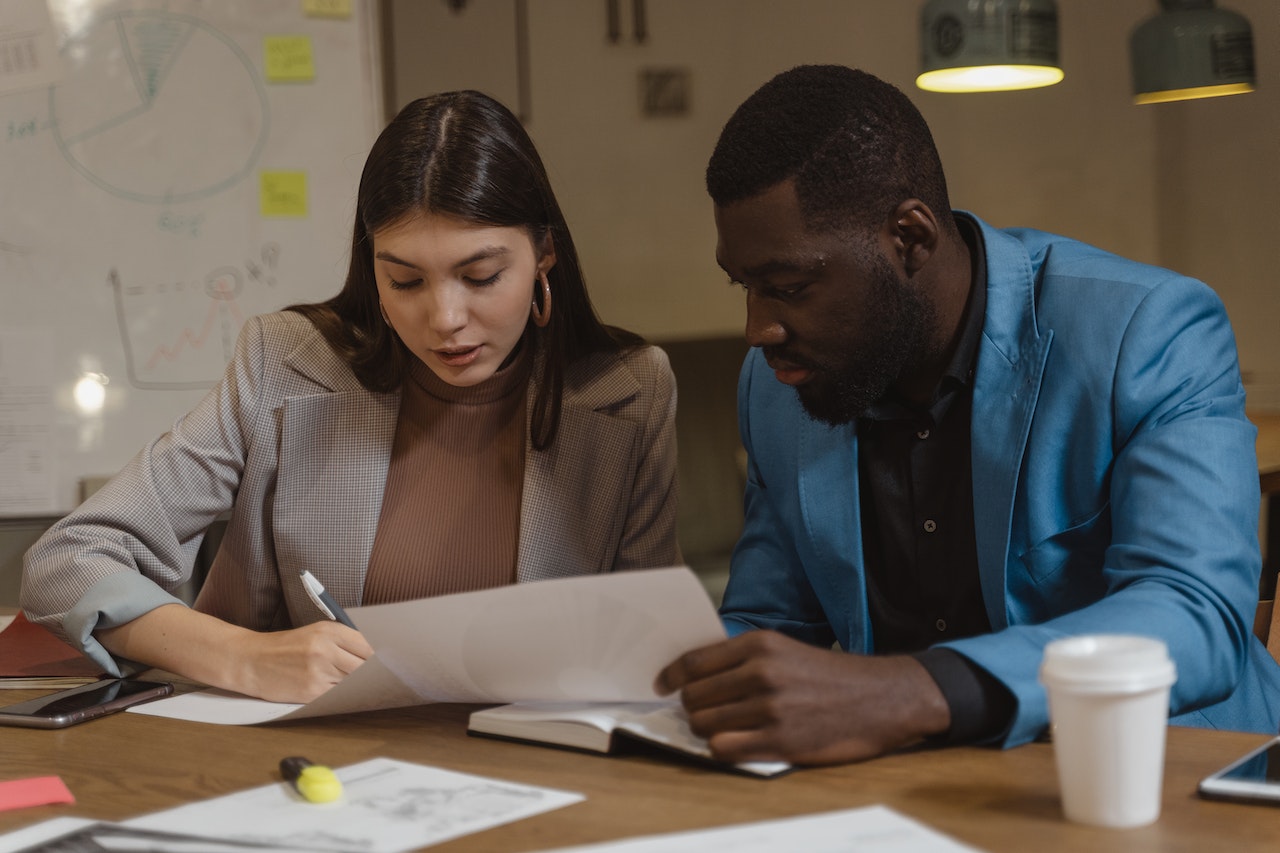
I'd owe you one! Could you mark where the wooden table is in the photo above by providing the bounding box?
[6,420,1280,851]
[1,691,1277,852]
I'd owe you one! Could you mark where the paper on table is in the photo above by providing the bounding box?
[130,566,724,725]
[0,818,95,853]
[535,805,985,853]
[130,654,422,725]
[124,757,584,853]
[0,819,303,853]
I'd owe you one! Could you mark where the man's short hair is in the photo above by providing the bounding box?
[706,65,953,234]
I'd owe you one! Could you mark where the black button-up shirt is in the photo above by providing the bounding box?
[856,214,1013,743]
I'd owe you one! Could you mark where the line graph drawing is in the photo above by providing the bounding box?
[110,244,278,390]
[140,267,245,372]
[49,10,269,204]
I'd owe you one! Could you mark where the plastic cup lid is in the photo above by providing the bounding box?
[1038,634,1177,694]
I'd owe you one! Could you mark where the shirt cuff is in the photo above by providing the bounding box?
[65,572,188,676]
[913,647,1016,745]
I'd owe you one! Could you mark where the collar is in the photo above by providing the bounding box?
[407,336,533,405]
[861,214,988,423]
[943,213,988,389]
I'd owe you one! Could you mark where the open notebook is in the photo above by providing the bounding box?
[467,701,790,778]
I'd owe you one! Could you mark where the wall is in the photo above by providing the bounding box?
[1149,0,1280,408]
[4,0,1278,603]
[389,0,1170,341]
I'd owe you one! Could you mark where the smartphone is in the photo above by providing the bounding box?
[0,678,173,729]
[1197,735,1280,806]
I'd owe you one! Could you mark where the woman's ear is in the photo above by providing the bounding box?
[537,233,557,276]
[886,200,939,277]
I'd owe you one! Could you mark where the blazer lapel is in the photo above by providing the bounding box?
[275,335,399,605]
[970,219,1053,631]
[517,353,641,580]
[797,418,872,652]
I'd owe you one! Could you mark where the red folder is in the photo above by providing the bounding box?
[0,611,104,679]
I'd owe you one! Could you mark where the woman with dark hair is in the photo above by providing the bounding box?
[21,91,680,703]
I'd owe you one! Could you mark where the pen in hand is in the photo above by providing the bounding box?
[300,570,357,629]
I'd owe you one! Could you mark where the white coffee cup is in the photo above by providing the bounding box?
[1038,634,1177,829]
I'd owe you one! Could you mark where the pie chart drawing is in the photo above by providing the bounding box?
[49,10,269,204]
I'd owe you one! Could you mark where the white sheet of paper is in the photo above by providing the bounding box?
[534,805,985,853]
[353,566,725,704]
[0,818,96,853]
[124,757,584,853]
[130,654,422,724]
[0,818,304,852]
[130,567,724,725]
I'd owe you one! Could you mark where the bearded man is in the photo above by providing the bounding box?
[657,65,1280,765]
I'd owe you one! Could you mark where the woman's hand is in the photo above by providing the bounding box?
[98,603,374,703]
[228,620,373,702]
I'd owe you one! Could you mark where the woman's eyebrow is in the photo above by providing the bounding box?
[374,250,419,268]
[373,246,512,269]
[454,246,511,267]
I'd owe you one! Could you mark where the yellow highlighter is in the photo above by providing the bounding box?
[279,756,343,803]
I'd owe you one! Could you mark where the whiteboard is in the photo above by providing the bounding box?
[0,0,383,516]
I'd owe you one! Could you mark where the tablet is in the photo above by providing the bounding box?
[1197,735,1280,806]
[0,679,173,728]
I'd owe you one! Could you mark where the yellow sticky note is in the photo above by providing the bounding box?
[264,36,315,82]
[304,0,352,18]
[260,171,308,217]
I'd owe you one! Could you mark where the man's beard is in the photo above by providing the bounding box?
[790,257,937,426]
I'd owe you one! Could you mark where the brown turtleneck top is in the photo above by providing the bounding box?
[362,344,531,603]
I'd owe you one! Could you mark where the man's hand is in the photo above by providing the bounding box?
[656,630,951,765]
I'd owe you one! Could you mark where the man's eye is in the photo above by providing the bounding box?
[774,282,808,298]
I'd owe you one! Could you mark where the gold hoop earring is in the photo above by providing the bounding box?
[531,273,552,328]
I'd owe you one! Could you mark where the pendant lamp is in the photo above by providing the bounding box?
[1130,0,1256,105]
[917,0,1064,93]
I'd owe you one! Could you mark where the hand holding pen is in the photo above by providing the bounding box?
[215,589,371,704]
[213,571,370,703]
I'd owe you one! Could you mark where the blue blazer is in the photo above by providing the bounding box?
[720,214,1280,746]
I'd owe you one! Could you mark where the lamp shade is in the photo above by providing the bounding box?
[917,0,1063,93]
[1130,0,1255,104]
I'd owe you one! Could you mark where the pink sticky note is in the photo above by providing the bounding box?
[0,776,75,812]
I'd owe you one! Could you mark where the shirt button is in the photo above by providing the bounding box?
[923,519,937,533]
[917,429,931,440]
[936,619,947,632]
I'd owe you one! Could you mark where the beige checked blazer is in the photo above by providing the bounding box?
[22,312,680,673]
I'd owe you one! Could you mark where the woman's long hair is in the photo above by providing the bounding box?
[290,90,641,449]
